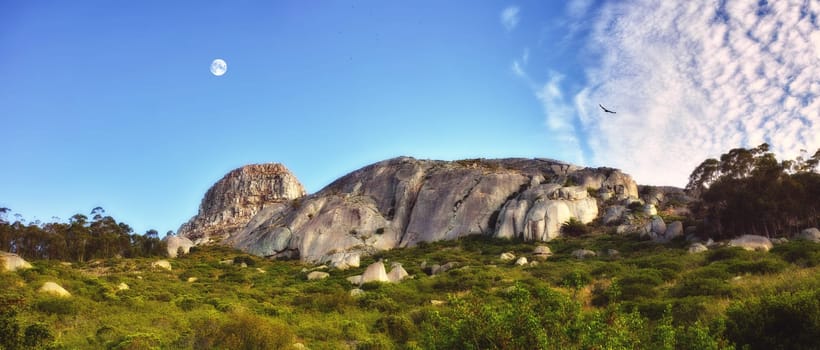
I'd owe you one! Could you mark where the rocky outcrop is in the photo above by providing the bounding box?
[361,261,389,283]
[178,163,306,243]
[1,252,32,272]
[386,263,409,283]
[189,157,639,264]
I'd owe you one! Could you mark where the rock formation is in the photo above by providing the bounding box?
[178,163,306,243]
[184,157,639,264]
[164,235,194,258]
[1,252,33,272]
[39,282,71,297]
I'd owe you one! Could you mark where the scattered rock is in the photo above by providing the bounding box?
[292,342,309,350]
[117,283,129,291]
[164,235,195,258]
[387,264,409,283]
[729,235,773,252]
[770,238,789,245]
[572,249,597,259]
[256,268,266,273]
[187,277,198,283]
[361,261,389,283]
[0,252,32,272]
[798,228,820,243]
[515,257,529,266]
[307,271,330,280]
[606,249,620,257]
[151,260,172,271]
[650,216,667,236]
[349,288,365,297]
[499,252,516,261]
[39,282,70,297]
[644,204,658,216]
[529,261,539,267]
[346,275,362,285]
[532,246,552,260]
[429,262,459,275]
[430,300,445,306]
[688,243,708,254]
[327,252,361,270]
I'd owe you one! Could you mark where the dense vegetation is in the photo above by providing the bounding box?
[686,144,820,238]
[2,233,819,349]
[0,207,167,262]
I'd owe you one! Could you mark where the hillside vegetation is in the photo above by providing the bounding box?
[2,232,819,350]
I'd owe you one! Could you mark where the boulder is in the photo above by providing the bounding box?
[349,288,365,297]
[387,263,409,283]
[164,235,194,258]
[532,246,552,260]
[515,257,529,266]
[688,243,708,253]
[643,204,658,216]
[572,249,597,259]
[361,261,389,283]
[602,206,626,225]
[326,252,360,270]
[729,235,773,252]
[346,275,362,285]
[499,252,516,261]
[39,282,70,297]
[606,249,620,257]
[558,186,588,200]
[429,262,459,275]
[0,252,32,272]
[653,221,684,242]
[151,260,172,271]
[650,216,667,236]
[798,228,820,242]
[117,283,129,291]
[307,271,330,280]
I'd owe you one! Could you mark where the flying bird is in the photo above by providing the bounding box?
[599,104,616,114]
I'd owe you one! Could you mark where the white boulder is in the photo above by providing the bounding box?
[360,261,389,283]
[39,282,71,297]
[572,249,597,259]
[499,252,516,261]
[515,257,529,266]
[164,235,194,258]
[1,252,32,272]
[387,263,409,283]
[151,260,172,271]
[798,228,820,242]
[307,271,329,280]
[532,246,552,261]
[729,235,773,252]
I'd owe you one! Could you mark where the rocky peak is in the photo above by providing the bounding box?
[178,163,305,243]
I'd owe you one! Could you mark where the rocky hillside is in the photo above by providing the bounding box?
[178,163,305,243]
[181,157,643,266]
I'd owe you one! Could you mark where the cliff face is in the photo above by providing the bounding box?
[206,157,639,265]
[178,163,306,243]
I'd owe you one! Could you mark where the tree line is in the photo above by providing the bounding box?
[686,144,820,239]
[0,207,167,261]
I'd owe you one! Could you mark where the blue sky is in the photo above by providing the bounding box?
[2,0,819,234]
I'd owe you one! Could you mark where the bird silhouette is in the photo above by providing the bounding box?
[599,104,616,114]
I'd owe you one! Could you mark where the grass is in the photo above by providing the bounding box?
[1,232,819,349]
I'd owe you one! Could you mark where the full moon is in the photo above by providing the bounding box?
[210,59,227,76]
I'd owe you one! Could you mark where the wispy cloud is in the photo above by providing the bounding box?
[500,6,521,31]
[573,0,820,186]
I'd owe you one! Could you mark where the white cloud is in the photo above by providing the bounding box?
[574,0,820,186]
[536,73,585,163]
[501,6,521,31]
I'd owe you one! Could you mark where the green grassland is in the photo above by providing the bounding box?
[2,232,819,350]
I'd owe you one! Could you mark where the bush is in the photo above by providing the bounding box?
[672,278,733,298]
[192,311,295,350]
[771,242,820,267]
[34,298,78,316]
[561,218,589,237]
[726,290,820,350]
[618,269,664,301]
[725,259,787,275]
[374,315,415,344]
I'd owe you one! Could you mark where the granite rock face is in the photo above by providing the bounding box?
[178,163,306,243]
[188,157,639,263]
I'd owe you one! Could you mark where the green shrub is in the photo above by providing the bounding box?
[725,259,787,275]
[34,298,78,316]
[192,311,295,350]
[109,332,161,350]
[672,278,733,298]
[374,315,415,344]
[618,269,664,300]
[561,218,589,237]
[726,290,820,350]
[771,241,820,267]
